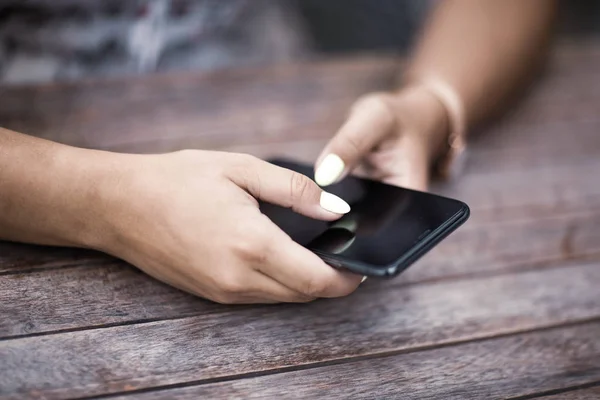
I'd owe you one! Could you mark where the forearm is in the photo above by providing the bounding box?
[0,128,121,249]
[405,0,557,126]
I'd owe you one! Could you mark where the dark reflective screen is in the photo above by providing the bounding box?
[260,159,467,268]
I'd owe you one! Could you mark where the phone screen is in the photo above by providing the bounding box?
[260,159,468,271]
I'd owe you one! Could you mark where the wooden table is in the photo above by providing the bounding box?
[1,40,600,400]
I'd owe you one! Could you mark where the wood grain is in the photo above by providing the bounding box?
[1,40,600,400]
[436,160,600,217]
[0,42,599,156]
[1,263,599,399]
[0,242,108,274]
[2,209,599,337]
[116,322,600,400]
[218,114,600,175]
[0,56,398,151]
[0,263,228,338]
[535,386,600,399]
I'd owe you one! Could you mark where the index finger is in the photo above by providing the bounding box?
[227,155,351,220]
[314,93,397,186]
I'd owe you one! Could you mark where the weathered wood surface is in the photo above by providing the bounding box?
[0,39,599,154]
[113,323,600,400]
[1,40,599,399]
[2,211,599,338]
[537,387,600,399]
[2,263,600,399]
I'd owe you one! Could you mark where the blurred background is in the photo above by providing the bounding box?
[0,0,598,85]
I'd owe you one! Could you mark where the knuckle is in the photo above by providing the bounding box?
[227,154,262,198]
[217,270,246,296]
[301,274,332,298]
[225,153,257,176]
[231,227,270,265]
[289,172,312,204]
[243,167,262,199]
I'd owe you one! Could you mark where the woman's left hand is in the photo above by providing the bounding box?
[314,86,450,192]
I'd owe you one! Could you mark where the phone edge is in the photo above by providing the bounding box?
[315,203,470,277]
[383,202,471,277]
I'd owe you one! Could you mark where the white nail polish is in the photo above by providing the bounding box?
[315,154,345,186]
[320,191,351,214]
[361,276,368,283]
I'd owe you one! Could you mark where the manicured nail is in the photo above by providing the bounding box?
[315,154,345,186]
[320,191,351,214]
[361,276,368,283]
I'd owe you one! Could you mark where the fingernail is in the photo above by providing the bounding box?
[361,276,368,283]
[320,191,351,214]
[315,154,345,186]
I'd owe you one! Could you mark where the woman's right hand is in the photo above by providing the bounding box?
[97,150,362,304]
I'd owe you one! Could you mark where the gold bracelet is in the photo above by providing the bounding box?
[407,76,468,180]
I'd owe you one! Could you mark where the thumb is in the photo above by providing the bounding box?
[227,155,351,220]
[315,93,397,186]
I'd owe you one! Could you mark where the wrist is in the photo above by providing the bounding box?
[55,146,134,252]
[0,129,134,252]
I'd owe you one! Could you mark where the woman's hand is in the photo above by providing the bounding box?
[315,86,450,192]
[99,150,362,304]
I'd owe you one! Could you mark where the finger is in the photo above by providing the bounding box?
[251,271,317,303]
[228,156,351,220]
[383,170,428,192]
[257,224,363,298]
[367,136,431,191]
[138,259,278,304]
[167,271,281,305]
[315,93,397,186]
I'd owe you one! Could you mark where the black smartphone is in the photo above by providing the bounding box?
[260,158,470,277]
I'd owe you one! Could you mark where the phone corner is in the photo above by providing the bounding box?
[382,263,402,278]
[460,202,471,219]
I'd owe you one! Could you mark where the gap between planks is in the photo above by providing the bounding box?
[69,318,600,400]
[504,381,600,400]
[2,254,599,343]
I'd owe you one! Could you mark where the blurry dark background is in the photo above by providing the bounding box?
[0,0,598,85]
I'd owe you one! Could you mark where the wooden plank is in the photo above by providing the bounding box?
[0,42,599,155]
[1,263,599,399]
[0,241,108,274]
[406,211,600,282]
[536,386,600,399]
[119,323,600,400]
[0,56,398,150]
[0,263,228,338]
[2,209,599,337]
[466,119,600,170]
[436,160,600,216]
[113,104,600,168]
